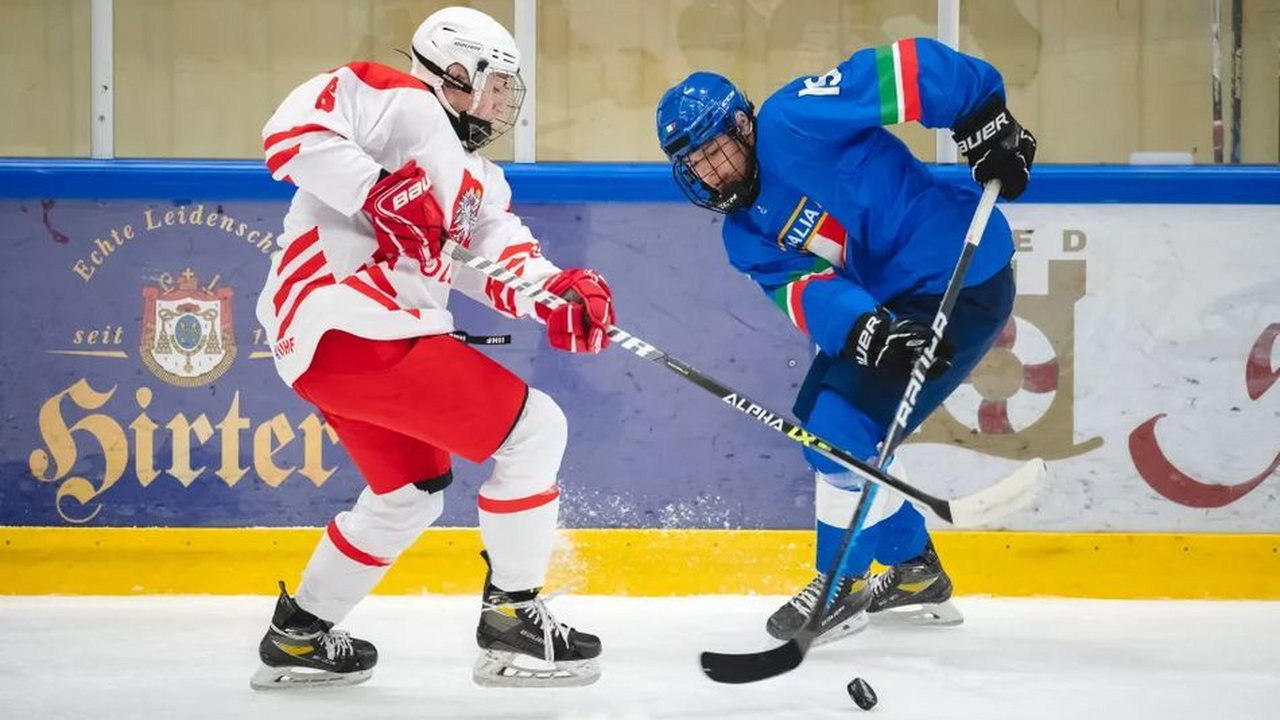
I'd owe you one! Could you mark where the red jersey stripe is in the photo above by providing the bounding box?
[276,227,320,275]
[343,276,400,311]
[263,123,334,151]
[787,280,808,335]
[365,264,397,298]
[326,520,391,567]
[277,274,336,339]
[898,39,922,122]
[273,252,327,313]
[345,62,429,92]
[814,214,846,246]
[788,270,837,335]
[477,486,560,514]
[266,143,301,176]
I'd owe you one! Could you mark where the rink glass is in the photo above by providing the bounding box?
[7,0,1276,162]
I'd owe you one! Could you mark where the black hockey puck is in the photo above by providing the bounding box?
[847,676,878,710]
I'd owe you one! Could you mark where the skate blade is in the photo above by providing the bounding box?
[809,611,871,648]
[870,600,964,627]
[249,663,373,691]
[472,649,600,688]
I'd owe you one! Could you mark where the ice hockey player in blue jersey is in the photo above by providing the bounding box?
[656,38,1036,646]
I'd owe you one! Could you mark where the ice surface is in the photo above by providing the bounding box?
[0,595,1276,720]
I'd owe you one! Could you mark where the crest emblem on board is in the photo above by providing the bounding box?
[140,268,236,386]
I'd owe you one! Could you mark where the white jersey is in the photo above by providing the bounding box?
[256,62,559,385]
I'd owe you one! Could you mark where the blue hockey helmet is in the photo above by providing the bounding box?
[656,72,759,214]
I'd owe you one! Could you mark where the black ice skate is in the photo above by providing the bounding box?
[766,572,872,647]
[868,540,964,627]
[473,551,602,688]
[249,581,378,690]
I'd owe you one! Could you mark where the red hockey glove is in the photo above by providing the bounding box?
[537,268,615,354]
[362,161,445,273]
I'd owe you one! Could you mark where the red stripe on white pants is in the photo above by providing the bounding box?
[477,486,560,514]
[326,519,391,567]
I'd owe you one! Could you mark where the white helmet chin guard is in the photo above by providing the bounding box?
[410,6,525,151]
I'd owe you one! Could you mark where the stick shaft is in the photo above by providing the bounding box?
[444,240,957,522]
[815,180,1000,619]
[877,180,1000,467]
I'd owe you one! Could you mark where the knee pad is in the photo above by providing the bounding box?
[332,483,445,560]
[484,387,566,499]
[816,457,908,527]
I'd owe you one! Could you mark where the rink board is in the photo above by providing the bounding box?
[0,162,1277,598]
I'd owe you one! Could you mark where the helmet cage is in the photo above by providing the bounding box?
[670,125,759,214]
[412,47,525,152]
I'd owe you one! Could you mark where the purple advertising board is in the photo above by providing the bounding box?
[0,196,815,529]
[10,162,1273,531]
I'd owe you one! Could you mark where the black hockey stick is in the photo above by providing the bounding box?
[699,181,1024,684]
[443,236,1042,530]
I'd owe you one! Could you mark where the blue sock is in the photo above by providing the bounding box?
[872,502,929,566]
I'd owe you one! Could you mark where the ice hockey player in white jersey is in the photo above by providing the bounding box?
[250,6,610,690]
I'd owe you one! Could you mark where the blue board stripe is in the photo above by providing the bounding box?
[0,159,1276,204]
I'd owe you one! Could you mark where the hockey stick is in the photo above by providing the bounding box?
[699,181,1037,684]
[443,237,1042,529]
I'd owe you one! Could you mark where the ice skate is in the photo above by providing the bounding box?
[473,552,602,688]
[766,572,872,647]
[249,581,378,690]
[868,540,964,627]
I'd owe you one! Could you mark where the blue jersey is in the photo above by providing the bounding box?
[722,38,1015,358]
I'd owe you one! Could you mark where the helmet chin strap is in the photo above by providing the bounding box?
[418,77,471,149]
[412,46,481,148]
[410,46,511,152]
[435,100,493,152]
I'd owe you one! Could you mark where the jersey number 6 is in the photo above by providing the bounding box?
[315,77,339,112]
[798,68,842,97]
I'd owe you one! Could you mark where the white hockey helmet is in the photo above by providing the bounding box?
[410,6,525,151]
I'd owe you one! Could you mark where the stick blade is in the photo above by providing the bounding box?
[699,641,805,684]
[948,458,1046,527]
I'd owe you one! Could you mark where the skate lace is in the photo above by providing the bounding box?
[870,567,898,598]
[789,575,828,615]
[320,629,354,660]
[486,593,572,664]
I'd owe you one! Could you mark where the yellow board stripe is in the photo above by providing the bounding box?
[2,527,1278,599]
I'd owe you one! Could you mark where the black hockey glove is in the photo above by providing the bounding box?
[952,96,1037,201]
[840,308,954,380]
